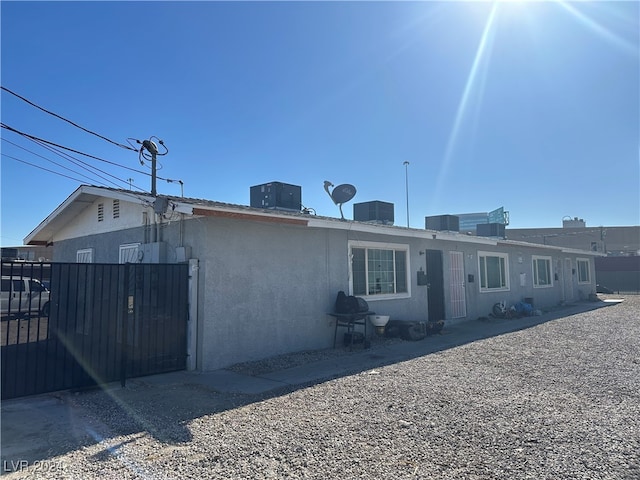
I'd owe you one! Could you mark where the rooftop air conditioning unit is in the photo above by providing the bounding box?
[425,215,460,232]
[476,223,506,238]
[353,201,394,225]
[250,182,302,212]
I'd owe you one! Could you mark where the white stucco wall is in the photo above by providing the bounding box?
[55,195,149,242]
[43,190,599,371]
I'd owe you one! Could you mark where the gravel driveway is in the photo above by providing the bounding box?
[6,295,639,479]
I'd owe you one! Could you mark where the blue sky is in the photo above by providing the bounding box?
[1,1,638,246]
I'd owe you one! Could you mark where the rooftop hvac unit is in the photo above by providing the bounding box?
[353,201,394,225]
[425,215,460,232]
[250,182,302,212]
[476,223,506,238]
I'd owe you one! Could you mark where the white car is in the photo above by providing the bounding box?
[0,276,51,317]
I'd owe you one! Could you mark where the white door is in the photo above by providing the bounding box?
[563,258,574,303]
[449,251,467,318]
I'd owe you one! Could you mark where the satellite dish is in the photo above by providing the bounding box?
[331,184,356,204]
[323,181,357,220]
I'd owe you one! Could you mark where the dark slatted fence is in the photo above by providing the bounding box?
[1,262,188,399]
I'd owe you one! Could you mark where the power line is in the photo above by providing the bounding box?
[1,122,172,182]
[1,122,138,170]
[2,153,102,185]
[1,85,137,152]
[1,137,145,191]
[2,153,160,210]
[2,138,109,185]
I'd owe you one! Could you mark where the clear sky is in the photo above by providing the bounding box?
[1,1,638,246]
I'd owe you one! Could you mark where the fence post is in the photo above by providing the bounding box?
[120,263,134,388]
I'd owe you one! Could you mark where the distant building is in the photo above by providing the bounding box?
[456,207,509,234]
[506,219,639,293]
[506,224,639,256]
[562,217,587,229]
[1,245,53,262]
[456,212,488,234]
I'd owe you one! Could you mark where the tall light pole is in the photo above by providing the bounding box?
[403,161,410,228]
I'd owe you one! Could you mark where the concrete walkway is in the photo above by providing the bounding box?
[138,299,619,395]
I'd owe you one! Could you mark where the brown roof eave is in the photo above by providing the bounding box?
[192,207,308,226]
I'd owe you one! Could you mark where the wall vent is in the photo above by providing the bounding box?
[97,203,104,222]
[113,199,120,219]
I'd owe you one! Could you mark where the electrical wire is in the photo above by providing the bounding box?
[1,123,173,182]
[1,122,138,170]
[1,85,137,151]
[2,153,107,185]
[2,138,113,186]
[3,152,159,211]
[29,138,142,189]
[2,137,146,192]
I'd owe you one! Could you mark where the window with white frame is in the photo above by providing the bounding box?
[532,255,553,288]
[350,241,409,298]
[478,251,509,291]
[119,243,141,264]
[577,258,591,284]
[76,248,94,263]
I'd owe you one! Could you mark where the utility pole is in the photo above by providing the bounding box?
[130,137,169,244]
[403,161,410,228]
[142,140,159,196]
[132,136,168,196]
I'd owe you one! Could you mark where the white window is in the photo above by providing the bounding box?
[577,258,591,284]
[532,255,553,288]
[119,243,141,264]
[478,251,509,292]
[349,241,409,299]
[97,203,104,222]
[113,199,120,219]
[76,248,94,263]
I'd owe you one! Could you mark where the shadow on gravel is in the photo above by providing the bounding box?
[1,296,629,472]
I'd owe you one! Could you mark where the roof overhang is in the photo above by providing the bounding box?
[24,186,154,245]
[24,185,606,258]
[191,207,308,226]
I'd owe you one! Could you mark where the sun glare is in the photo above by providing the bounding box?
[430,2,499,209]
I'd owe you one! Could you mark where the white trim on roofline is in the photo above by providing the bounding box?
[24,185,604,257]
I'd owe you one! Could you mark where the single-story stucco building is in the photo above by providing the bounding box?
[24,185,603,371]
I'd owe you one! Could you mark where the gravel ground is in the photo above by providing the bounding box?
[7,295,640,479]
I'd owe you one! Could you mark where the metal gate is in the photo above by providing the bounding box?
[1,262,188,400]
[449,251,467,319]
[426,250,446,322]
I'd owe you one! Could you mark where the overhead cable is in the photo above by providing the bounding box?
[1,123,173,182]
[1,85,137,151]
[2,137,146,192]
[2,153,107,185]
[3,151,160,211]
